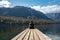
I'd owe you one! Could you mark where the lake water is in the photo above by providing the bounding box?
[47,34,60,40]
[45,24,60,40]
[0,22,60,40]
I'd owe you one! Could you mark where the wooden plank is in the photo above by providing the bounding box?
[17,29,29,40]
[33,29,40,40]
[11,28,52,40]
[22,30,31,40]
[35,29,51,40]
[11,28,29,40]
[29,29,34,40]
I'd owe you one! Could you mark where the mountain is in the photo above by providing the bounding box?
[0,6,50,20]
[46,13,60,21]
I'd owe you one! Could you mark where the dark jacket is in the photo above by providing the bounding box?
[29,21,34,29]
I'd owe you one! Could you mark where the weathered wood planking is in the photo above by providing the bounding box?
[11,28,52,40]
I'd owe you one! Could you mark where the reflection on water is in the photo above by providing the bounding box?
[0,22,28,33]
[46,24,60,34]
[36,24,60,40]
[46,34,60,40]
[0,22,60,40]
[45,24,60,40]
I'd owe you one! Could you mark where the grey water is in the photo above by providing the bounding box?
[45,24,60,40]
[0,22,60,40]
[47,34,60,40]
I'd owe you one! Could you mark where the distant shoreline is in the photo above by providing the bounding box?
[0,16,60,24]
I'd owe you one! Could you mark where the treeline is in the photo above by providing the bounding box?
[0,16,56,24]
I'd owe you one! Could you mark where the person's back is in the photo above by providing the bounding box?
[29,21,34,29]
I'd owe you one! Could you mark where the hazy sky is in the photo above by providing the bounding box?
[0,0,60,13]
[5,0,60,7]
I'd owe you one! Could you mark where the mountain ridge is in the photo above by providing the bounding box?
[0,6,51,20]
[46,13,60,21]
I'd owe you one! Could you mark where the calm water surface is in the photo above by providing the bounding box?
[0,22,60,40]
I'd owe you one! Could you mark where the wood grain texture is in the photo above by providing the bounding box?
[11,28,52,40]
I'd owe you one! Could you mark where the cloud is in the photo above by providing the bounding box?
[31,5,60,14]
[0,0,11,8]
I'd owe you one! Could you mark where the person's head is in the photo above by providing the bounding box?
[30,20,33,23]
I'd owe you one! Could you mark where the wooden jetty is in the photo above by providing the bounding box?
[11,28,52,40]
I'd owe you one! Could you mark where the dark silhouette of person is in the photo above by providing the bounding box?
[29,21,34,29]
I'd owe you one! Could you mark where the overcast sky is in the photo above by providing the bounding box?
[0,0,60,13]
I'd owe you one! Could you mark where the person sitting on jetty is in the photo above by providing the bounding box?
[29,21,34,29]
